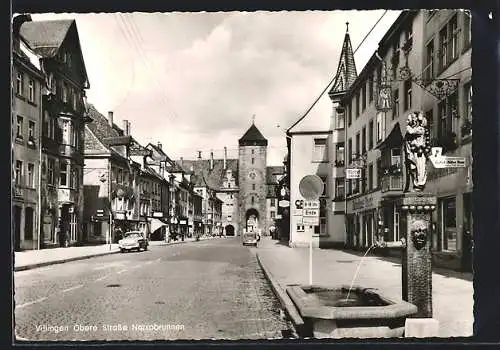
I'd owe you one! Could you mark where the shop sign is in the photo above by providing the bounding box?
[346,168,362,179]
[352,195,375,211]
[153,212,163,218]
[278,200,290,207]
[180,220,187,225]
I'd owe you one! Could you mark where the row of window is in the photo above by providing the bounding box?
[112,167,131,186]
[139,201,150,216]
[344,24,413,127]
[14,160,36,188]
[138,179,162,195]
[15,116,36,141]
[42,114,80,149]
[47,73,83,112]
[343,81,472,170]
[425,12,471,80]
[19,158,79,189]
[427,83,473,139]
[15,71,37,104]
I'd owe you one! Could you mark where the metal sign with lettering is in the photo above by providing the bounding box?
[304,200,320,209]
[346,168,362,179]
[303,216,319,225]
[429,147,467,169]
[303,200,319,226]
[304,209,319,217]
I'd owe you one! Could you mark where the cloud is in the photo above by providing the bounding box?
[30,10,401,165]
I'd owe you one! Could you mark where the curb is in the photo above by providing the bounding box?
[15,237,215,272]
[256,252,305,336]
[14,250,121,272]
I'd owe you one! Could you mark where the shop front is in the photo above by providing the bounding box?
[346,191,382,250]
[179,217,188,239]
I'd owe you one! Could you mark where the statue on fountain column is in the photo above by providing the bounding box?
[404,111,432,192]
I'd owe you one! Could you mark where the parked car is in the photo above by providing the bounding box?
[118,231,149,252]
[242,231,258,247]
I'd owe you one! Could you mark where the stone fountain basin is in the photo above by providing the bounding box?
[286,284,418,339]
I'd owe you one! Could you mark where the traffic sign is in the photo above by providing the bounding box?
[303,216,319,225]
[299,175,324,200]
[346,168,362,179]
[304,209,319,216]
[304,200,320,209]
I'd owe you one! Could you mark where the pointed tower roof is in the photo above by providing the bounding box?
[328,22,358,98]
[238,121,268,146]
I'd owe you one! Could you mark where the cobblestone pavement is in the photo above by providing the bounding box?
[14,238,293,341]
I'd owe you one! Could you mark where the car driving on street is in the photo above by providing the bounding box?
[118,231,149,253]
[242,231,258,247]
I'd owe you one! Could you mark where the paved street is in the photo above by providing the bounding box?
[14,238,292,341]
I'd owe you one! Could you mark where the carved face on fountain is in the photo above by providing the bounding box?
[411,227,428,250]
[410,220,428,250]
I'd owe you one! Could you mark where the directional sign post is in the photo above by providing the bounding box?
[303,200,320,225]
[298,175,324,286]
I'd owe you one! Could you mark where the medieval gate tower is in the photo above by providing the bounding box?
[238,122,268,235]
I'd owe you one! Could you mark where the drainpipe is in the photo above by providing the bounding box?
[108,161,113,250]
[37,95,43,250]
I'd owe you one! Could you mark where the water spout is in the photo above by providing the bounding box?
[345,245,375,302]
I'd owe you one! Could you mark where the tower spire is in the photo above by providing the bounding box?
[328,22,358,97]
[252,114,255,124]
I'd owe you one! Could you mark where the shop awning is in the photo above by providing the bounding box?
[149,218,168,232]
[376,122,403,150]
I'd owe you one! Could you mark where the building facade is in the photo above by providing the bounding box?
[338,10,472,271]
[12,15,46,251]
[21,18,90,248]
[83,107,139,244]
[265,166,285,236]
[421,9,472,271]
[145,142,171,240]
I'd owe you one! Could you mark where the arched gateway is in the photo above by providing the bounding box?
[225,224,235,236]
[245,208,260,232]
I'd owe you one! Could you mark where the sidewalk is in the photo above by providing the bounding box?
[14,236,216,272]
[256,237,473,338]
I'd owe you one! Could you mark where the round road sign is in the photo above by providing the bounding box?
[299,174,324,200]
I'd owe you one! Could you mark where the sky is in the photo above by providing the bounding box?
[31,10,401,165]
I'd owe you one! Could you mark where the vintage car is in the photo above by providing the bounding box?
[242,231,259,247]
[118,231,149,252]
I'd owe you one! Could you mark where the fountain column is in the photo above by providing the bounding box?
[397,192,437,318]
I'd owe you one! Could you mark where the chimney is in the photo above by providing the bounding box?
[210,150,214,170]
[180,157,183,167]
[157,142,162,149]
[197,151,202,159]
[107,111,114,127]
[223,146,227,169]
[122,120,129,135]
